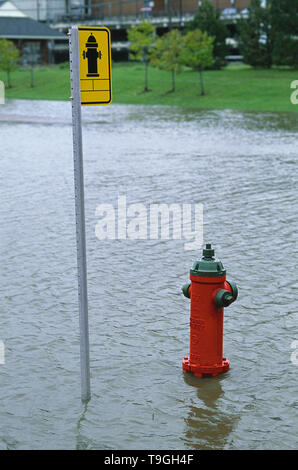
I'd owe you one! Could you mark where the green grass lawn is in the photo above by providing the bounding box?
[1,62,297,113]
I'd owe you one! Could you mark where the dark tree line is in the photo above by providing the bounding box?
[237,0,297,69]
[188,0,297,69]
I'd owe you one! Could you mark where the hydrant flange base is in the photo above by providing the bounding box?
[182,356,230,378]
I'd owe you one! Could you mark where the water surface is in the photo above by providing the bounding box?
[0,100,297,449]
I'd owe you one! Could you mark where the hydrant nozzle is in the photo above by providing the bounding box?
[182,281,191,299]
[182,244,238,378]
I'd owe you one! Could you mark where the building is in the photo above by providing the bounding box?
[0,1,253,62]
[7,0,48,21]
[86,0,252,21]
[0,1,88,21]
[2,1,252,24]
[0,1,67,63]
[45,0,251,60]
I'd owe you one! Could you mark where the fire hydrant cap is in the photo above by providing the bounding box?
[86,34,98,48]
[190,244,226,277]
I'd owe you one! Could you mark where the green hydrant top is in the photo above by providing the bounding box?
[190,244,226,277]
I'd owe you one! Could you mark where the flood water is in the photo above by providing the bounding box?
[0,100,297,450]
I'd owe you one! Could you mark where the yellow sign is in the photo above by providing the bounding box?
[78,27,112,106]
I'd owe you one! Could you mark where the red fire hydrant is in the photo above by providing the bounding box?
[182,244,238,378]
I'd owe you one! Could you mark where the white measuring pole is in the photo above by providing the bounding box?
[69,26,91,402]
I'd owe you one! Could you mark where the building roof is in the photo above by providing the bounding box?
[0,0,27,17]
[0,16,66,40]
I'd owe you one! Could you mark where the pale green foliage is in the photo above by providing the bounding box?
[127,20,156,92]
[0,39,20,87]
[180,29,214,95]
[127,20,156,63]
[180,29,214,72]
[150,29,182,73]
[150,29,183,92]
[0,39,20,72]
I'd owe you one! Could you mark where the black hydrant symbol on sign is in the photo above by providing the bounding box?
[82,33,102,77]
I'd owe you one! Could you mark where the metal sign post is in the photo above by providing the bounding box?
[69,25,112,402]
[69,26,91,402]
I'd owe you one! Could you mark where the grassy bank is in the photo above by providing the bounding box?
[1,62,297,113]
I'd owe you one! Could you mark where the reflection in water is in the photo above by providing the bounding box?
[182,373,238,449]
[76,401,89,450]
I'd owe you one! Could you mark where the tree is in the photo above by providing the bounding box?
[186,0,228,69]
[150,29,183,93]
[127,20,156,92]
[0,39,20,88]
[237,0,274,68]
[180,29,214,96]
[237,0,298,69]
[271,0,298,68]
